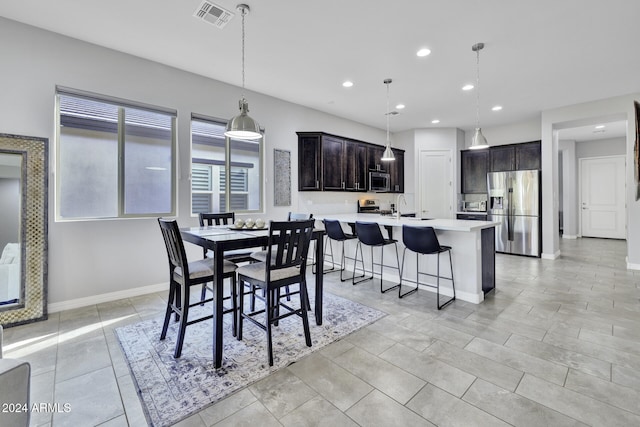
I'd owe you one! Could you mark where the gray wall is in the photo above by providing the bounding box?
[0,17,387,306]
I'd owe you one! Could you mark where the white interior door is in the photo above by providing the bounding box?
[419,150,452,219]
[580,155,626,239]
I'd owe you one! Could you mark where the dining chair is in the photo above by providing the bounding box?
[199,212,255,304]
[400,225,456,308]
[249,213,314,306]
[157,218,239,358]
[236,219,315,366]
[250,212,314,263]
[199,212,255,263]
[352,221,401,294]
[322,219,357,281]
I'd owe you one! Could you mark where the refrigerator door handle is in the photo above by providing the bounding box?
[507,187,514,241]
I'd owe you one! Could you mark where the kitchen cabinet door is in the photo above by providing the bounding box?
[515,141,541,170]
[322,135,344,191]
[461,149,489,193]
[489,146,515,171]
[367,145,387,173]
[344,140,367,191]
[297,134,321,190]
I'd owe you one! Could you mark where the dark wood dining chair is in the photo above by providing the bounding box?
[236,219,315,366]
[157,218,238,358]
[199,212,255,263]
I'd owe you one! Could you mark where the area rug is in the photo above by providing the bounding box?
[115,291,386,427]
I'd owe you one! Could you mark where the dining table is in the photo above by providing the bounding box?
[180,224,326,369]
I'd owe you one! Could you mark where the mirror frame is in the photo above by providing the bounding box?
[0,133,48,327]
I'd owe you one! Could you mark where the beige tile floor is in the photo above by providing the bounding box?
[3,237,640,426]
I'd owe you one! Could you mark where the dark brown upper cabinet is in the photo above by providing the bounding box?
[297,133,322,190]
[515,141,541,170]
[489,145,516,172]
[297,131,404,193]
[461,149,489,194]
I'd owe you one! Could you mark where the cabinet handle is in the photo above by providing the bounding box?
[316,180,319,188]
[341,182,345,189]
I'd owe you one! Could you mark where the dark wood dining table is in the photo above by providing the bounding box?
[180,225,325,368]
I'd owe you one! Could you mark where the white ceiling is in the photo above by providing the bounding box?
[1,0,639,134]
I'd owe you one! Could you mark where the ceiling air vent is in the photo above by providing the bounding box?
[193,1,234,29]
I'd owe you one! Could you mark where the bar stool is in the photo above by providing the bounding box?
[352,221,401,293]
[322,219,357,281]
[400,225,456,309]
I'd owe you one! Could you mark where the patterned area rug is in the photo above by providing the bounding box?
[115,291,385,427]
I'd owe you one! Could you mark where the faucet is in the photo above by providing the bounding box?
[395,194,407,219]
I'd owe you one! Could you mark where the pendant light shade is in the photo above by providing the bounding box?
[226,97,261,139]
[469,42,489,150]
[381,78,395,162]
[225,4,262,140]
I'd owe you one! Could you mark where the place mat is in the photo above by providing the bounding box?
[115,291,385,427]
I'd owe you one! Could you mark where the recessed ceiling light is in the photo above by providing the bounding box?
[342,81,353,88]
[416,48,431,57]
[431,119,440,124]
[595,124,605,129]
[492,105,503,111]
[462,84,474,91]
[395,104,405,110]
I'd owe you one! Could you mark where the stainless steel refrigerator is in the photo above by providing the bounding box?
[487,170,541,257]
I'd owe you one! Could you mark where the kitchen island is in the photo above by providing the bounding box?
[314,214,499,304]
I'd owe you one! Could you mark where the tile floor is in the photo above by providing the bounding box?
[3,237,640,426]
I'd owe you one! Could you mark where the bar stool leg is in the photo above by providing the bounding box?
[437,250,456,310]
[399,248,419,298]
[352,242,372,285]
[380,243,401,294]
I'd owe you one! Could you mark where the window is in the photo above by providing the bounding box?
[191,117,262,214]
[56,88,176,219]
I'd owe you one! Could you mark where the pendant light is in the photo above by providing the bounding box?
[381,78,395,161]
[225,4,262,140]
[469,42,489,150]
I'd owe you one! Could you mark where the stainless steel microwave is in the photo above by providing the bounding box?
[369,171,390,192]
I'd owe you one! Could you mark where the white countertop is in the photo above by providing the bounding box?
[314,213,499,232]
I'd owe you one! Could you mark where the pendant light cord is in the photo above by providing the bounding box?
[475,47,480,129]
[386,81,390,143]
[241,7,246,97]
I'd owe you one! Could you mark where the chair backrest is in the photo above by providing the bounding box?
[158,218,190,277]
[199,212,235,226]
[287,212,313,221]
[403,225,441,254]
[323,219,347,241]
[354,221,385,246]
[266,219,315,279]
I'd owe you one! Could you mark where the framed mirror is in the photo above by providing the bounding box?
[0,133,48,327]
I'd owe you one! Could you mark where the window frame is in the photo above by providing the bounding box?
[55,87,177,221]
[190,114,264,216]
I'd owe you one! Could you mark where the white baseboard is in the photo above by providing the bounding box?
[562,234,578,239]
[541,250,560,260]
[626,261,640,271]
[48,283,167,313]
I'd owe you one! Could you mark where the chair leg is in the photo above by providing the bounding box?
[300,281,312,347]
[380,243,400,294]
[399,248,418,298]
[352,242,371,285]
[200,283,207,306]
[231,275,238,337]
[237,279,245,341]
[174,286,190,358]
[437,250,456,310]
[266,288,274,366]
[160,281,176,340]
